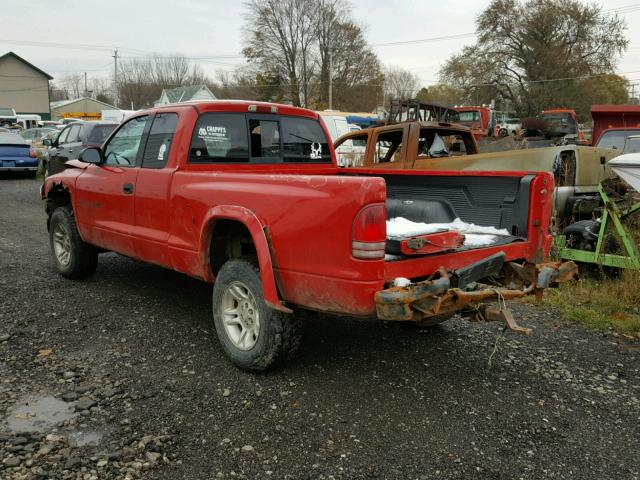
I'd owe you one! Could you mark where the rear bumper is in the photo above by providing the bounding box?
[375,260,578,323]
[0,158,38,171]
[0,166,37,171]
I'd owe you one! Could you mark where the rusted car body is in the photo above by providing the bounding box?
[336,122,616,223]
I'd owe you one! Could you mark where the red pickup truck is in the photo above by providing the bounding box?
[42,101,574,371]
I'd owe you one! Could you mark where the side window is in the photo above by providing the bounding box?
[104,116,148,167]
[280,117,330,163]
[417,131,465,157]
[142,113,178,169]
[66,124,82,143]
[249,119,281,160]
[374,130,403,163]
[56,127,71,145]
[335,133,368,167]
[189,113,249,163]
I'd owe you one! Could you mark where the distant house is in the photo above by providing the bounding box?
[50,97,116,121]
[0,51,53,120]
[154,85,216,106]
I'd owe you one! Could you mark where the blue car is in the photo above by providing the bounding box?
[0,132,38,175]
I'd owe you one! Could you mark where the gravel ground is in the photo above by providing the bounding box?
[1,176,639,480]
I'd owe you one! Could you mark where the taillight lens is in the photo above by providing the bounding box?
[352,203,386,259]
[29,147,36,158]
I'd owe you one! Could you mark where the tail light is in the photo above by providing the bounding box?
[352,203,386,259]
[29,147,36,158]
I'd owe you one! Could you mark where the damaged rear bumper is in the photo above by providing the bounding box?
[374,260,578,334]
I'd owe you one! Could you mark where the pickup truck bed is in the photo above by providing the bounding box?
[42,100,575,371]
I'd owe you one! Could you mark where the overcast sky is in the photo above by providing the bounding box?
[2,0,640,90]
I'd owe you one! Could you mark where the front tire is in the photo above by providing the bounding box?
[212,259,301,372]
[49,207,98,279]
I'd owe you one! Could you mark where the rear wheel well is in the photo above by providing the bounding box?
[210,220,257,276]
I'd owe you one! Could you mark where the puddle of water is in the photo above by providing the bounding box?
[66,429,103,447]
[6,396,77,433]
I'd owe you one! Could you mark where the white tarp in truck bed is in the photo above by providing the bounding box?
[386,217,511,247]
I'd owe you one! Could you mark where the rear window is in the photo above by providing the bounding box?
[418,129,473,156]
[189,113,331,164]
[190,113,249,163]
[281,117,330,163]
[597,129,640,150]
[0,133,26,144]
[87,125,116,145]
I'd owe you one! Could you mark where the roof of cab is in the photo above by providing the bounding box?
[150,100,319,120]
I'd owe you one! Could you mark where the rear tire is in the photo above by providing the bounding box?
[212,259,301,372]
[49,207,98,279]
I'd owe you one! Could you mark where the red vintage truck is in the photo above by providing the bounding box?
[41,101,574,371]
[452,105,494,139]
[591,105,640,149]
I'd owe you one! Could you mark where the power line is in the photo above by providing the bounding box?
[604,3,640,12]
[0,38,149,55]
[371,32,476,48]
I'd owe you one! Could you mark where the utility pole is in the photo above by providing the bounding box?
[84,72,87,97]
[328,49,333,110]
[630,82,638,104]
[112,49,119,108]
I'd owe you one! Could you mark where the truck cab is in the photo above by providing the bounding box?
[453,106,494,139]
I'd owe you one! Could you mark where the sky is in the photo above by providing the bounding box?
[2,0,640,91]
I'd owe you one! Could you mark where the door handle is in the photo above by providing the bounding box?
[123,183,134,194]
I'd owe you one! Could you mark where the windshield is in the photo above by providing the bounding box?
[0,108,15,116]
[542,113,571,122]
[0,133,26,144]
[457,111,480,122]
[597,129,640,150]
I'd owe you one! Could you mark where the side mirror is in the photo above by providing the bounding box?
[43,138,52,146]
[79,147,103,165]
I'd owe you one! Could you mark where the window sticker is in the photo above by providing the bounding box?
[198,125,228,142]
[157,143,167,161]
[310,142,322,160]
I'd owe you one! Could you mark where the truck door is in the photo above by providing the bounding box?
[75,115,150,258]
[47,125,72,176]
[133,112,179,265]
[63,123,84,161]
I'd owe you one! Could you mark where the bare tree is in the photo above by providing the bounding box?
[242,0,383,110]
[116,55,212,109]
[152,54,191,86]
[243,0,318,106]
[384,66,420,102]
[117,57,156,109]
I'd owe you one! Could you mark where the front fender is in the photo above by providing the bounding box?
[199,205,291,314]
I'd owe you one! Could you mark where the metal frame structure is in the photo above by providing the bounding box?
[556,183,640,269]
[387,100,460,124]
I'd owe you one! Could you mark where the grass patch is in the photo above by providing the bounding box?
[530,269,640,337]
